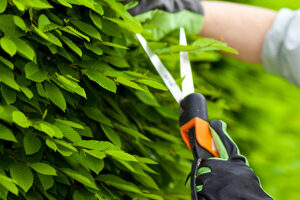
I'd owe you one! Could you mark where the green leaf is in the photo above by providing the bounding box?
[103,55,130,68]
[155,106,178,120]
[139,193,163,200]
[25,62,48,82]
[85,70,116,93]
[114,123,151,141]
[10,163,33,192]
[36,83,48,98]
[33,121,63,138]
[61,26,90,42]
[135,91,159,107]
[97,174,142,194]
[143,127,181,143]
[105,149,137,162]
[54,139,77,152]
[38,14,51,31]
[0,105,18,123]
[61,36,82,56]
[12,38,36,61]
[102,0,143,33]
[0,37,17,57]
[61,168,94,188]
[84,42,103,55]
[57,48,74,62]
[192,38,238,54]
[101,19,121,37]
[83,107,112,126]
[85,149,106,160]
[1,85,16,105]
[13,16,26,31]
[117,77,144,91]
[0,185,8,200]
[46,138,57,151]
[0,15,21,36]
[71,20,101,40]
[20,86,34,99]
[0,64,19,91]
[92,1,104,15]
[0,124,17,142]
[0,56,13,69]
[74,140,113,151]
[101,41,128,49]
[105,17,143,33]
[0,0,7,13]
[46,32,63,47]
[55,119,84,129]
[14,0,53,9]
[33,26,49,40]
[44,82,67,111]
[54,122,81,142]
[28,162,57,176]
[56,0,72,7]
[12,111,30,128]
[0,174,18,195]
[38,174,54,191]
[134,173,159,190]
[23,133,41,155]
[137,79,167,91]
[82,154,104,174]
[89,11,102,30]
[101,124,121,147]
[66,0,94,9]
[76,124,93,138]
[55,74,86,98]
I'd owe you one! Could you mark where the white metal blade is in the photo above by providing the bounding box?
[180,28,194,98]
[136,33,182,103]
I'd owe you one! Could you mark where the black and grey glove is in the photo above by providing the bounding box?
[196,120,273,200]
[125,0,204,40]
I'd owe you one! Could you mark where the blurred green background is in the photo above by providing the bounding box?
[204,0,300,199]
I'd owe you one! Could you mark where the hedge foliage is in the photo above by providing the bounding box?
[0,0,238,199]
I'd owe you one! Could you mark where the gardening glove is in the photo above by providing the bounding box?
[196,120,273,200]
[124,0,204,40]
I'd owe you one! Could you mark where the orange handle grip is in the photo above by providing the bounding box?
[180,117,219,158]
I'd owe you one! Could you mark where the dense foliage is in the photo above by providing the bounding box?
[0,0,299,199]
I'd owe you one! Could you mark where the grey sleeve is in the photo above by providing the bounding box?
[262,8,300,86]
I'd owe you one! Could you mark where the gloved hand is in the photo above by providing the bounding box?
[196,120,273,200]
[124,0,204,40]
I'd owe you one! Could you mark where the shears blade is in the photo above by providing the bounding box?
[136,33,182,103]
[180,27,194,98]
[136,28,194,104]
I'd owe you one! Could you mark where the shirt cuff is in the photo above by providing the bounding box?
[262,8,300,86]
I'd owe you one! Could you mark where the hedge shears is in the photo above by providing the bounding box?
[136,28,220,199]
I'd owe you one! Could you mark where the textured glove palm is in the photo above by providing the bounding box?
[125,0,204,40]
[196,120,273,200]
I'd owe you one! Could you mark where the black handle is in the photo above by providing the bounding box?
[179,93,212,160]
[179,93,208,126]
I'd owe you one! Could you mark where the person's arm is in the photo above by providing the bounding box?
[200,1,277,63]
